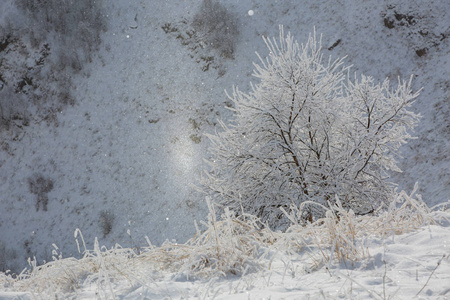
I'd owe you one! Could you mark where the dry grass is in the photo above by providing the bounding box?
[278,183,438,267]
[0,184,447,298]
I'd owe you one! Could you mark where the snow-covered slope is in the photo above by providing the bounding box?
[46,223,450,299]
[1,191,449,299]
[1,0,449,280]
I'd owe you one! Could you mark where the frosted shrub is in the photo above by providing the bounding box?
[201,27,421,228]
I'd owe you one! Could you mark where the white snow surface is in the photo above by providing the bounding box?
[50,224,450,299]
[0,0,449,298]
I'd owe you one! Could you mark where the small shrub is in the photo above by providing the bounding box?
[28,174,54,211]
[192,0,239,58]
[98,210,114,237]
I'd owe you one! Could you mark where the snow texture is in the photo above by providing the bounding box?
[0,0,449,298]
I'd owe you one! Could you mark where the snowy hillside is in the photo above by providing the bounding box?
[0,0,449,298]
[1,186,450,299]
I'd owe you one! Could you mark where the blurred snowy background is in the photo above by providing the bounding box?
[0,0,448,275]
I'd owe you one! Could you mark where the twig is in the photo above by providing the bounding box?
[334,270,382,299]
[382,259,387,300]
[415,254,446,297]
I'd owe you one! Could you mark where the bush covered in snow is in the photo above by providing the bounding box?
[200,27,421,228]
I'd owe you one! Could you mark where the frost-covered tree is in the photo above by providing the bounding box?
[201,27,420,228]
